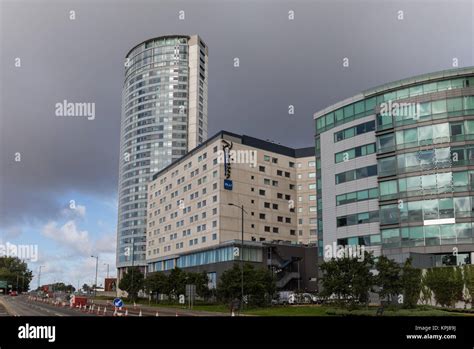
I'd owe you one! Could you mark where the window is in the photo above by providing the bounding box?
[264,155,270,162]
[259,189,265,196]
[259,213,266,219]
[259,166,265,172]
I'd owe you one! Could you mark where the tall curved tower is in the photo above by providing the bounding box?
[117,35,208,277]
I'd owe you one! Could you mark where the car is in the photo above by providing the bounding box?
[10,291,18,296]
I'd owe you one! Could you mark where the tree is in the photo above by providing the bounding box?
[144,272,168,300]
[375,255,402,304]
[217,264,275,307]
[82,284,91,293]
[400,259,422,308]
[424,266,464,308]
[319,252,375,307]
[166,267,187,298]
[463,265,474,306]
[119,266,144,301]
[0,257,33,293]
[186,271,211,299]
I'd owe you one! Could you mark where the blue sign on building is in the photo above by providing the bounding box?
[224,179,233,190]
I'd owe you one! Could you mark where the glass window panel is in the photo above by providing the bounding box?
[447,97,463,112]
[369,188,379,198]
[433,123,449,141]
[437,80,451,91]
[344,104,354,118]
[464,96,474,110]
[409,85,423,96]
[423,199,439,221]
[466,120,474,135]
[432,100,447,114]
[380,180,397,195]
[344,128,355,138]
[398,178,407,192]
[440,225,456,245]
[437,172,453,191]
[326,112,334,126]
[396,88,409,99]
[404,128,418,145]
[454,197,471,218]
[418,125,433,142]
[422,174,436,189]
[354,101,365,114]
[365,97,376,111]
[453,171,468,188]
[335,109,344,122]
[439,198,454,218]
[419,102,431,117]
[379,157,396,176]
[423,82,437,93]
[451,79,464,88]
[409,226,424,246]
[357,190,369,201]
[425,225,440,246]
[408,201,422,222]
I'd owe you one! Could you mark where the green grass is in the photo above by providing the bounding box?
[91,297,474,316]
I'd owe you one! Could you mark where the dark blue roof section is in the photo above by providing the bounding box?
[151,130,314,181]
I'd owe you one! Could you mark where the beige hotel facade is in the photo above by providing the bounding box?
[145,131,317,288]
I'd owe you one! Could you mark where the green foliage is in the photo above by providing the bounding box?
[463,265,474,304]
[145,269,211,300]
[319,252,375,306]
[50,282,75,293]
[424,266,464,308]
[375,255,402,303]
[217,263,275,307]
[0,257,33,292]
[118,266,144,302]
[401,259,422,308]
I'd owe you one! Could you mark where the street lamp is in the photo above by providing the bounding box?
[228,203,248,312]
[37,265,45,290]
[91,255,99,297]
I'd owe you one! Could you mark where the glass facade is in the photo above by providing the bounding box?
[315,67,474,263]
[149,245,263,271]
[117,36,208,269]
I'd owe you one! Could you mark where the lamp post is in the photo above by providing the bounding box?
[91,255,98,297]
[38,265,45,291]
[228,203,248,312]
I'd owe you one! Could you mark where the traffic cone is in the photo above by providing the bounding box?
[79,304,82,310]
[97,306,101,315]
[155,311,159,317]
[103,307,107,316]
[139,309,142,317]
[133,302,136,309]
[113,308,117,317]
[125,309,128,317]
[175,311,178,317]
[231,310,235,317]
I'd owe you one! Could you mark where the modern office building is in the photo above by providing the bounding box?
[145,131,317,289]
[117,35,208,277]
[314,67,474,267]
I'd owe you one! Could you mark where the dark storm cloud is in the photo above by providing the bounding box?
[0,0,472,228]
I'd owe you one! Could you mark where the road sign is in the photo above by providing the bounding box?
[0,281,7,288]
[113,298,124,308]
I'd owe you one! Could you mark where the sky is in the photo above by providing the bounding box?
[0,0,472,289]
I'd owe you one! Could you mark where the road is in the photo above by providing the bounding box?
[0,295,229,316]
[0,295,94,316]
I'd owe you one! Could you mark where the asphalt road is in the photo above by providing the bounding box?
[0,295,94,316]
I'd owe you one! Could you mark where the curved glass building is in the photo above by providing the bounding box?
[117,35,208,276]
[314,67,474,267]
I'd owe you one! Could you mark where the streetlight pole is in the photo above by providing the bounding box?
[228,203,247,313]
[38,265,45,291]
[91,255,98,297]
[130,237,135,298]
